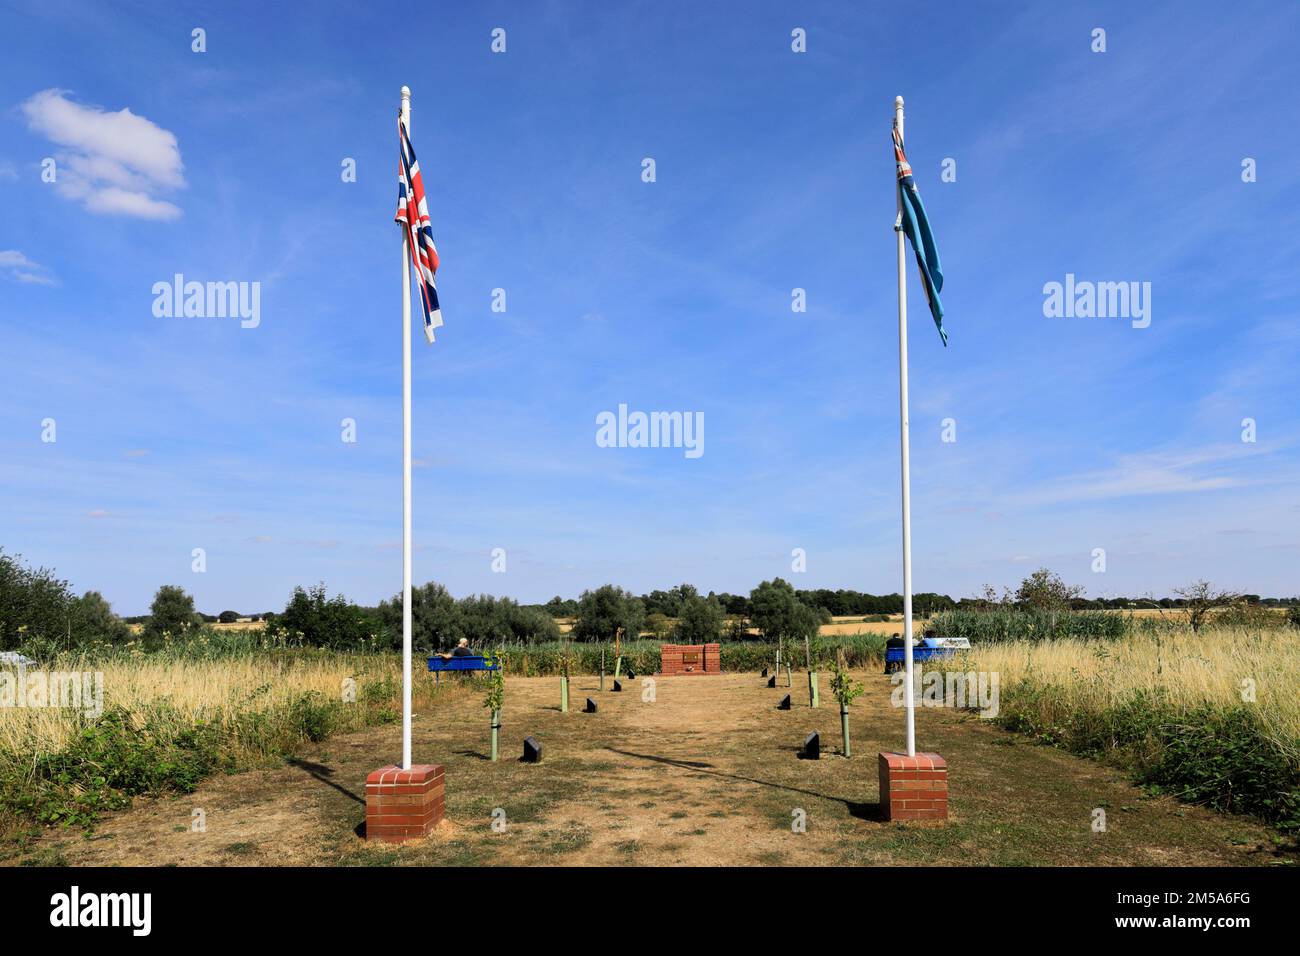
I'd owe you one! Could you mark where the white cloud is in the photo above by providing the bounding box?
[20,88,184,220]
[1012,444,1275,507]
[0,249,55,285]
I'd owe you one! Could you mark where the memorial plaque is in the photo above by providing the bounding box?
[523,736,542,763]
[778,694,791,710]
[803,731,820,759]
[612,679,623,692]
[584,697,597,713]
[767,675,777,688]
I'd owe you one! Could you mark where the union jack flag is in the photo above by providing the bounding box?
[395,115,442,342]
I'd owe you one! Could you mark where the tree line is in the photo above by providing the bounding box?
[3,546,1295,655]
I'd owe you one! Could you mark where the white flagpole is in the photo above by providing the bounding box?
[400,85,414,771]
[894,94,916,758]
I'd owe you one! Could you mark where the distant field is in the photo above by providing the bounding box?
[127,619,264,635]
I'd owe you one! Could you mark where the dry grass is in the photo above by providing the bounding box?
[20,672,1284,867]
[0,653,413,762]
[957,625,1300,758]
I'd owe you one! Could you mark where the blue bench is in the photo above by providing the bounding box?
[427,654,499,683]
[884,638,970,673]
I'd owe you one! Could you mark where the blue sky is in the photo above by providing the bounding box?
[1,0,1297,615]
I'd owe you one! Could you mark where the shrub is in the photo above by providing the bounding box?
[991,686,1299,831]
[289,692,334,742]
[268,584,379,650]
[10,707,222,828]
[143,585,201,644]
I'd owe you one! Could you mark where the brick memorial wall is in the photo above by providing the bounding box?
[659,642,721,676]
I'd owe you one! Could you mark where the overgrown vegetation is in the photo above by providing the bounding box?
[942,628,1300,832]
[0,653,440,841]
[929,608,1128,642]
[0,549,131,653]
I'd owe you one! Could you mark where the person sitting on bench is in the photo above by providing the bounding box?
[435,638,474,660]
[885,632,906,649]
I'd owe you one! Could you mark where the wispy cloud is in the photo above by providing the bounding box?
[0,250,55,285]
[1012,444,1279,508]
[20,88,185,220]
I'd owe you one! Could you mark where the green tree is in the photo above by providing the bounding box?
[792,601,823,668]
[674,594,724,644]
[377,581,460,651]
[571,585,645,644]
[268,584,375,649]
[218,610,240,624]
[542,595,579,618]
[144,585,201,643]
[458,593,560,645]
[1014,568,1083,611]
[72,591,131,644]
[0,548,77,651]
[751,578,823,671]
[646,611,672,641]
[750,578,800,641]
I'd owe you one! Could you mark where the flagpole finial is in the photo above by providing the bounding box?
[895,95,904,108]
[400,85,411,101]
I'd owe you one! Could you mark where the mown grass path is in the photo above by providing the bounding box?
[18,672,1288,866]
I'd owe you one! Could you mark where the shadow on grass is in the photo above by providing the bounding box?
[452,749,491,761]
[286,758,364,805]
[606,748,883,821]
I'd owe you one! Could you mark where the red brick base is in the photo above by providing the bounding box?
[659,643,721,675]
[878,751,948,821]
[365,764,445,843]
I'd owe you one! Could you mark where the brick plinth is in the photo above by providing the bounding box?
[659,643,721,676]
[365,764,445,843]
[878,752,948,822]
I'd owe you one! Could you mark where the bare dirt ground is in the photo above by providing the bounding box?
[20,671,1288,867]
